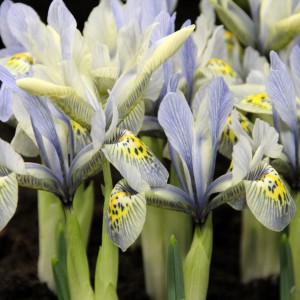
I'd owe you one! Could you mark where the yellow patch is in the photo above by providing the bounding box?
[118,133,151,159]
[5,53,33,76]
[218,112,252,158]
[224,112,252,143]
[70,119,91,152]
[257,171,288,207]
[108,191,131,231]
[240,93,271,111]
[224,31,235,53]
[206,58,236,78]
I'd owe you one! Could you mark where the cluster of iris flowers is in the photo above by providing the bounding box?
[0,0,300,299]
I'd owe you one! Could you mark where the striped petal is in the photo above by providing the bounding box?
[145,184,194,215]
[266,51,298,142]
[245,162,296,231]
[0,172,18,231]
[105,179,146,251]
[47,0,76,60]
[103,129,168,187]
[208,77,233,153]
[0,138,26,175]
[117,98,145,135]
[16,78,95,129]
[70,120,92,154]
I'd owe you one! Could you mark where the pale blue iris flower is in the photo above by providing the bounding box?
[0,76,169,232]
[106,76,296,251]
[0,0,40,121]
[265,49,300,185]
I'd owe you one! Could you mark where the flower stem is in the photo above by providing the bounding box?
[65,208,94,300]
[184,213,213,300]
[38,190,65,291]
[95,161,119,300]
[289,191,300,300]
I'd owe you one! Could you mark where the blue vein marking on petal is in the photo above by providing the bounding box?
[203,172,233,201]
[48,0,77,60]
[208,77,232,185]
[67,143,93,187]
[267,51,299,162]
[151,183,195,209]
[24,162,64,195]
[158,92,194,177]
[25,96,67,187]
[179,19,197,103]
[168,141,190,195]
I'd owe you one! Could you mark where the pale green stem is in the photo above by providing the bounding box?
[140,136,192,300]
[184,213,213,300]
[73,181,95,248]
[240,209,280,283]
[289,191,300,300]
[38,182,95,292]
[94,161,119,300]
[38,190,65,291]
[66,208,94,300]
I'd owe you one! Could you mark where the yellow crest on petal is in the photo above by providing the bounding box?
[245,163,296,231]
[104,130,168,186]
[117,132,150,159]
[70,119,91,153]
[106,180,146,251]
[239,93,272,113]
[5,53,33,76]
[206,58,237,78]
[219,112,252,158]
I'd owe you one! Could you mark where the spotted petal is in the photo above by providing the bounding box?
[105,179,146,251]
[245,162,296,231]
[0,172,18,230]
[233,91,272,114]
[103,129,168,187]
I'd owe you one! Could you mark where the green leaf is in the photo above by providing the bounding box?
[280,234,295,300]
[52,257,70,300]
[167,235,185,300]
[52,224,70,300]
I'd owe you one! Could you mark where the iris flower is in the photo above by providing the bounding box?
[265,49,300,188]
[0,0,40,121]
[106,77,296,251]
[209,0,300,54]
[0,79,169,231]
